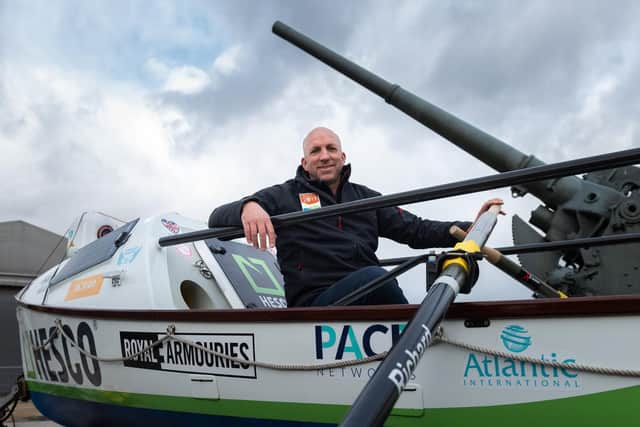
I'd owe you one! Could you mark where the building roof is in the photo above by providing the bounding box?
[0,220,66,280]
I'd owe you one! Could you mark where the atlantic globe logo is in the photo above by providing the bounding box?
[500,325,531,353]
[462,324,580,390]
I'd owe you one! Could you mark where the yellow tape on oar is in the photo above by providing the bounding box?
[442,240,481,273]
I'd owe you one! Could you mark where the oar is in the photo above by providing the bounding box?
[158,148,640,248]
[450,225,567,298]
[338,205,502,427]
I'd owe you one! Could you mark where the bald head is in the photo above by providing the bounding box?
[300,127,346,194]
[302,127,342,156]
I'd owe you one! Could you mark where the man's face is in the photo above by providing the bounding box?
[301,129,346,187]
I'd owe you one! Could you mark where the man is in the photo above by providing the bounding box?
[209,127,501,307]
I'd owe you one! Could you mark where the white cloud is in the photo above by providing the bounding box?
[145,57,171,80]
[163,65,211,94]
[158,107,193,139]
[0,62,239,232]
[212,44,244,75]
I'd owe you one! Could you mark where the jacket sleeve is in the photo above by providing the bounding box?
[377,204,471,249]
[208,184,289,228]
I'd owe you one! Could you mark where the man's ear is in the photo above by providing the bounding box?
[301,157,308,171]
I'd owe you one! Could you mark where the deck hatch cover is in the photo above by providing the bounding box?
[206,238,286,308]
[49,218,140,286]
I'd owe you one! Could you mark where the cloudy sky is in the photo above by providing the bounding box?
[1,1,638,302]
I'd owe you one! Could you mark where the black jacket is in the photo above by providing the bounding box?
[209,165,470,307]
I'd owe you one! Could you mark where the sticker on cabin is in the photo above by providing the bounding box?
[161,218,180,234]
[299,193,321,211]
[209,239,287,308]
[65,274,104,301]
[119,331,257,379]
[176,245,192,257]
[97,224,114,238]
[117,246,142,265]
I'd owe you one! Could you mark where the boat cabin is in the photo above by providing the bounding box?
[20,213,287,311]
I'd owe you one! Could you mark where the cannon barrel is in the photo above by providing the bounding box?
[272,21,592,209]
[272,21,640,297]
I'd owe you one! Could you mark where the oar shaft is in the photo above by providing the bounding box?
[339,276,460,427]
[339,206,500,427]
[450,226,566,298]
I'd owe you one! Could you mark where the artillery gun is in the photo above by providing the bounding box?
[272,22,640,297]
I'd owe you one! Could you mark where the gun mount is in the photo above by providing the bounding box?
[273,21,640,296]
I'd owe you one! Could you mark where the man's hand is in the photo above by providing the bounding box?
[241,201,276,251]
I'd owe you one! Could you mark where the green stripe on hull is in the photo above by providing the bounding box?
[28,381,640,426]
[425,386,640,427]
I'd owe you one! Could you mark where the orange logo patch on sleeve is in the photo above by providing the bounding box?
[65,274,104,301]
[299,193,321,211]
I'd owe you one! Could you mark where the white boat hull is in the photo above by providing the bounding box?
[17,297,640,426]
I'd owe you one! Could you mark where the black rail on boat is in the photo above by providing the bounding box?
[18,294,640,321]
[332,255,427,306]
[379,232,640,266]
[159,148,640,247]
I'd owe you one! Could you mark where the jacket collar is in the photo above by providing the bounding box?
[295,164,352,198]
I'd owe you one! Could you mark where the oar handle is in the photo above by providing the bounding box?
[449,225,567,298]
[450,225,501,263]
